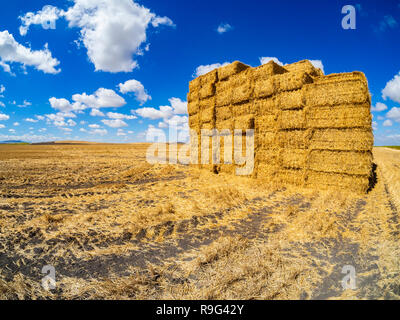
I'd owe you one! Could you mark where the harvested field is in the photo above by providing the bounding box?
[0,144,399,300]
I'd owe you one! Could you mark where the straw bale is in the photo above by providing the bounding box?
[279,109,306,130]
[232,79,253,104]
[283,60,324,77]
[276,90,305,110]
[280,149,308,169]
[310,128,373,151]
[218,61,250,81]
[304,73,369,107]
[276,169,306,186]
[199,97,215,112]
[234,115,255,130]
[215,81,232,107]
[199,82,216,100]
[252,61,287,81]
[306,170,369,193]
[276,72,313,92]
[255,115,277,132]
[276,129,312,149]
[188,100,199,116]
[200,69,218,86]
[257,131,277,149]
[189,77,201,92]
[308,150,372,175]
[307,103,371,129]
[200,106,215,124]
[215,119,233,131]
[254,77,276,98]
[233,102,253,117]
[189,113,200,128]
[216,105,232,120]
[256,162,279,178]
[254,98,276,115]
[187,90,199,103]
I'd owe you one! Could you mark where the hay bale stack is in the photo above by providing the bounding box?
[187,59,373,193]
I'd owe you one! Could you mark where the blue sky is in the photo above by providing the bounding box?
[0,0,399,144]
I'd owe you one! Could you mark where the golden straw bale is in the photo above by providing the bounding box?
[306,170,369,193]
[257,131,277,149]
[233,102,253,117]
[256,162,279,179]
[215,80,232,107]
[231,79,253,104]
[234,115,255,130]
[187,90,199,103]
[276,129,313,149]
[276,90,305,110]
[276,169,306,186]
[218,61,250,81]
[199,97,215,111]
[189,113,200,128]
[279,109,306,130]
[276,72,313,92]
[216,105,232,120]
[200,106,215,124]
[283,60,324,77]
[256,148,280,164]
[215,119,233,131]
[308,150,372,175]
[200,69,218,86]
[188,100,199,116]
[254,77,276,98]
[255,114,277,132]
[307,103,371,129]
[252,61,287,81]
[309,128,373,151]
[304,72,370,107]
[189,77,201,92]
[254,98,276,115]
[199,82,216,100]
[280,149,308,169]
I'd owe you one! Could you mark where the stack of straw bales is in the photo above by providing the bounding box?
[187,59,373,193]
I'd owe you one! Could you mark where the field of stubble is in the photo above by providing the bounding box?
[0,144,399,300]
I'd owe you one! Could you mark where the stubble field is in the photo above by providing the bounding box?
[0,143,399,300]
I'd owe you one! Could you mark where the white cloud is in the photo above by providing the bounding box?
[371,102,388,112]
[72,88,126,109]
[169,97,187,115]
[135,106,173,120]
[0,30,60,74]
[387,107,400,123]
[89,128,107,136]
[21,1,174,73]
[89,124,101,129]
[0,113,9,121]
[101,119,128,128]
[25,118,38,123]
[217,23,233,34]
[36,115,45,121]
[60,127,73,132]
[79,128,87,132]
[0,85,5,93]
[38,128,47,132]
[117,129,127,136]
[118,79,151,105]
[67,119,77,127]
[0,124,4,129]
[259,57,284,66]
[13,122,20,126]
[17,100,32,108]
[90,109,105,117]
[0,102,4,107]
[382,72,400,103]
[372,121,378,131]
[9,129,16,133]
[106,112,136,120]
[383,119,393,127]
[194,62,230,77]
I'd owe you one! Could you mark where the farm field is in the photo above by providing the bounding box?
[0,144,399,300]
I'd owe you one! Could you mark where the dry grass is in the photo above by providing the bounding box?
[0,144,399,300]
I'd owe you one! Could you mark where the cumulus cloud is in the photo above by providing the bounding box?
[17,100,32,108]
[118,79,151,105]
[89,128,107,136]
[217,23,233,34]
[101,119,128,128]
[383,119,393,127]
[20,1,174,73]
[90,109,105,117]
[382,72,400,103]
[0,85,5,94]
[0,113,10,121]
[194,62,230,77]
[0,30,60,74]
[0,124,5,129]
[0,102,4,107]
[371,102,388,112]
[72,88,126,109]
[13,122,20,126]
[309,60,325,74]
[135,106,173,120]
[387,107,400,123]
[19,5,62,36]
[25,118,38,123]
[88,124,101,129]
[372,121,378,131]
